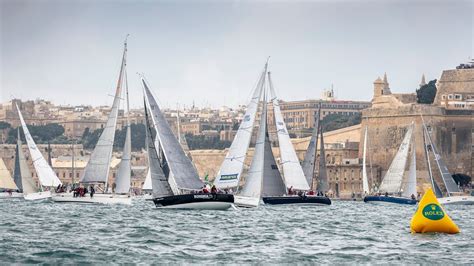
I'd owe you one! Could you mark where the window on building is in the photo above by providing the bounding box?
[442,95,446,100]
[62,173,66,178]
[448,94,453,100]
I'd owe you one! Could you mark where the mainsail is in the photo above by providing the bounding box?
[239,91,267,201]
[142,78,203,192]
[302,105,320,188]
[115,66,131,194]
[13,129,36,194]
[144,101,173,197]
[423,121,460,196]
[268,72,310,191]
[16,105,62,187]
[214,63,267,189]
[362,126,370,194]
[379,124,413,193]
[0,158,17,190]
[317,123,329,193]
[81,41,126,184]
[402,141,417,198]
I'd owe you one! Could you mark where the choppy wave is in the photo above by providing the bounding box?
[0,199,473,264]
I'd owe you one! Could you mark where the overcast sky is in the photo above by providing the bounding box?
[1,0,473,109]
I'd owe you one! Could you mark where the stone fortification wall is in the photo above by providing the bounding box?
[362,104,473,192]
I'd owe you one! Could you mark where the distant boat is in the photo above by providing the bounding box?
[142,77,234,210]
[261,71,330,205]
[422,119,474,205]
[52,38,131,205]
[364,122,417,205]
[16,106,62,200]
[0,156,21,198]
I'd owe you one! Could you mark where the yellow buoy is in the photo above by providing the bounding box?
[410,188,460,234]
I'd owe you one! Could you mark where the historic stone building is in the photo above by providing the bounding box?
[361,67,474,194]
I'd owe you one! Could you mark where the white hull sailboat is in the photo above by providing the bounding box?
[16,108,62,201]
[52,38,132,205]
[52,193,132,205]
[438,195,474,205]
[0,192,23,198]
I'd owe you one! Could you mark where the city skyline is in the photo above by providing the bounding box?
[1,0,473,109]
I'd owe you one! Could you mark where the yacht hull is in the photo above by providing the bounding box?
[153,194,234,210]
[0,192,23,198]
[51,193,132,205]
[24,191,52,201]
[262,196,331,205]
[438,196,474,205]
[363,195,417,205]
[234,195,260,208]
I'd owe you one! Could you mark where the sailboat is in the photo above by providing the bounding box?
[422,119,474,205]
[233,81,268,208]
[142,77,234,210]
[261,71,330,205]
[16,106,62,200]
[364,122,418,205]
[0,157,20,198]
[52,39,131,205]
[214,62,266,191]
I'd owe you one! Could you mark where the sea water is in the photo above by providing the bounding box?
[1,199,473,264]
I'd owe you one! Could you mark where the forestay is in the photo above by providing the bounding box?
[13,130,36,194]
[142,79,203,191]
[239,93,267,202]
[214,64,267,189]
[16,105,61,187]
[379,124,413,194]
[268,72,310,191]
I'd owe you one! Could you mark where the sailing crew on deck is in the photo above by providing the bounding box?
[288,186,294,195]
[211,185,217,194]
[411,194,416,200]
[90,185,95,198]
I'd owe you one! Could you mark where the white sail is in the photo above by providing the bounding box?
[362,126,370,194]
[214,64,267,189]
[422,123,443,197]
[302,106,320,188]
[16,105,62,187]
[268,72,310,191]
[379,123,413,194]
[142,168,152,191]
[0,158,17,190]
[239,94,267,202]
[402,141,417,198]
[142,78,203,192]
[81,42,126,184]
[115,69,131,194]
[13,129,37,194]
